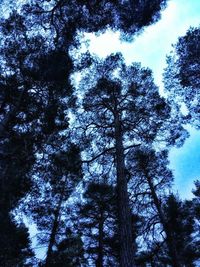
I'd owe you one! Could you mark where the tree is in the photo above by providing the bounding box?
[0,0,169,140]
[192,180,200,259]
[174,26,200,89]
[22,0,168,46]
[164,26,200,129]
[136,193,198,267]
[76,182,119,266]
[129,147,181,267]
[0,15,37,260]
[192,180,200,221]
[0,214,34,267]
[0,12,71,264]
[40,228,85,267]
[0,0,170,264]
[25,142,83,266]
[75,53,184,266]
[163,194,198,267]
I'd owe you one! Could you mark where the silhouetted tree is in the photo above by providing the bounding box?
[40,228,85,267]
[0,0,172,264]
[193,180,200,221]
[76,182,119,266]
[0,214,34,266]
[75,53,185,266]
[0,10,73,264]
[22,0,168,47]
[163,194,198,266]
[174,26,200,89]
[130,148,182,267]
[25,143,82,266]
[164,26,200,129]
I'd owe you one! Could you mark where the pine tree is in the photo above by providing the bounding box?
[193,180,200,221]
[129,148,182,267]
[75,54,184,266]
[164,26,200,129]
[192,180,200,262]
[25,143,83,266]
[0,0,171,264]
[40,228,85,267]
[0,214,34,266]
[163,194,198,266]
[0,11,71,264]
[76,182,119,266]
[22,0,168,46]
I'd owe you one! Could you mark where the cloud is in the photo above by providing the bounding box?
[87,0,200,88]
[86,0,200,199]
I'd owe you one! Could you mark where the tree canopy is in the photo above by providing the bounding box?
[164,26,200,128]
[1,0,200,266]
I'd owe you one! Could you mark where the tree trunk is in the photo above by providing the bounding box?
[114,113,135,267]
[96,210,104,267]
[44,192,64,267]
[146,174,181,267]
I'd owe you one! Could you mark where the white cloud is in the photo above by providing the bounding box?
[86,0,200,89]
[86,0,200,199]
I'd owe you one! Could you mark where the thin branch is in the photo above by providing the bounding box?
[82,147,115,164]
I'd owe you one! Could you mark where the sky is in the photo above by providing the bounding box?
[1,0,199,196]
[29,0,200,258]
[2,0,199,260]
[84,0,200,199]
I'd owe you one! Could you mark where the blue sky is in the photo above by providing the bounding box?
[33,1,200,259]
[85,0,200,199]
[1,0,199,197]
[170,126,200,199]
[3,0,199,260]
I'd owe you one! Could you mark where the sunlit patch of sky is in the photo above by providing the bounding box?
[84,0,200,199]
[170,126,200,199]
[85,0,200,91]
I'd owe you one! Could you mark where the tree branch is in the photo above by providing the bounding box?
[82,147,115,164]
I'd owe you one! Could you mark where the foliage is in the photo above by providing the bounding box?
[163,194,198,266]
[164,26,200,129]
[76,182,119,266]
[1,0,199,265]
[0,214,34,266]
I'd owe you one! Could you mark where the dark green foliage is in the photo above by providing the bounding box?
[77,182,119,266]
[22,0,167,46]
[26,142,83,265]
[193,180,200,220]
[40,229,85,267]
[0,214,34,266]
[175,27,200,88]
[163,194,198,266]
[164,26,200,129]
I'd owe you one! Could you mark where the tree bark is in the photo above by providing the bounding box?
[146,173,181,267]
[44,191,64,267]
[114,112,135,267]
[96,210,104,267]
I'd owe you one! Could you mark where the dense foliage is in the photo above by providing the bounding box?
[164,26,200,129]
[0,0,199,266]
